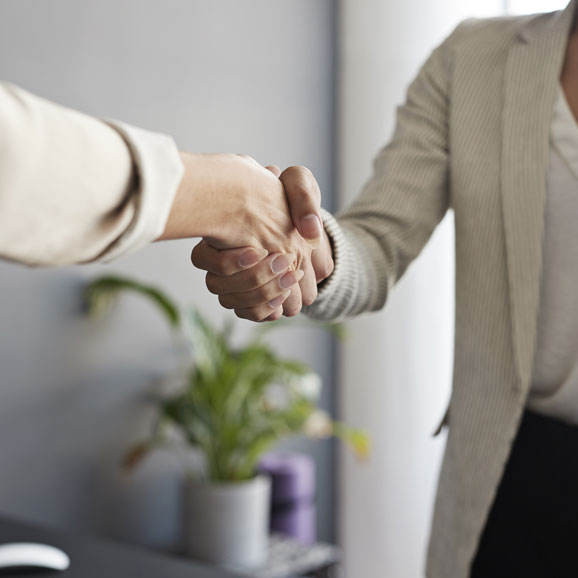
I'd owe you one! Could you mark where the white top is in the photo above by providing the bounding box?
[527,86,578,423]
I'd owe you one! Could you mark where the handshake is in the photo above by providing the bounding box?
[163,153,334,322]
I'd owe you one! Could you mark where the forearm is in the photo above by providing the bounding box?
[309,32,455,318]
[0,83,287,266]
[0,82,307,271]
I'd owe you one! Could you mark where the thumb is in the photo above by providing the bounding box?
[279,166,323,248]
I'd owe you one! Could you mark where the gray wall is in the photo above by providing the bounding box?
[0,0,336,549]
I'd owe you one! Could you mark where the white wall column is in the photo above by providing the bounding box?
[337,2,503,576]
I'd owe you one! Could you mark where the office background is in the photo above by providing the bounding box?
[0,0,336,548]
[0,1,568,577]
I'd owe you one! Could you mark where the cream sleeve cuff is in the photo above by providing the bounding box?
[99,120,184,262]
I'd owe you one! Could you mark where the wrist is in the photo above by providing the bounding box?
[159,152,290,253]
[159,152,248,242]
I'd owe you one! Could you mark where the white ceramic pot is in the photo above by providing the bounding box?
[184,475,271,569]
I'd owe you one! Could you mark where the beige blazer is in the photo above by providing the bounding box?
[0,84,183,266]
[308,3,577,577]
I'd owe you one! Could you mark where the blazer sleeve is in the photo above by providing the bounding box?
[0,83,184,266]
[305,27,456,321]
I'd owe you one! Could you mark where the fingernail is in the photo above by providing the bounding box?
[301,214,323,243]
[269,291,290,309]
[279,269,304,290]
[239,248,268,268]
[271,253,295,274]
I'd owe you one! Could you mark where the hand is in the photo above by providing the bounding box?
[191,165,334,321]
[161,153,318,319]
[274,165,334,317]
[162,153,307,253]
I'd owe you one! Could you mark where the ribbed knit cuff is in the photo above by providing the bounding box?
[304,208,361,320]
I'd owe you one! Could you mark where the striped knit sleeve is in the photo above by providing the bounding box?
[303,208,364,320]
[305,24,460,321]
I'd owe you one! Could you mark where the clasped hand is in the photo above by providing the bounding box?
[191,162,334,322]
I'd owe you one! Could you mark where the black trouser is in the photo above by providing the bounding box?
[470,410,578,578]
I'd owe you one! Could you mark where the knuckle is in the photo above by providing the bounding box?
[285,307,301,318]
[219,260,237,277]
[302,287,317,307]
[283,166,320,203]
[289,165,312,180]
[254,280,279,302]
[190,246,202,268]
[297,168,319,198]
[318,260,334,281]
[254,308,270,322]
[293,180,313,201]
[262,285,280,301]
[271,308,283,321]
[234,309,248,320]
[299,167,321,203]
[266,308,281,322]
[283,301,302,318]
[236,308,260,322]
[205,275,220,295]
[247,269,266,289]
[218,295,235,310]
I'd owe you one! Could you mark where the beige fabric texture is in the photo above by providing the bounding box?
[307,3,577,577]
[0,83,184,266]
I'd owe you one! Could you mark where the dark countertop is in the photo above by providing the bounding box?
[0,515,243,578]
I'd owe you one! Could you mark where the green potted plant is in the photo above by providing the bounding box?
[84,275,369,570]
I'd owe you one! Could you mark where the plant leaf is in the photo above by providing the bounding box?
[84,275,181,328]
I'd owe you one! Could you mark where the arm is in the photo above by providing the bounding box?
[0,82,166,266]
[0,84,311,281]
[190,28,454,321]
[308,34,452,319]
[191,165,334,321]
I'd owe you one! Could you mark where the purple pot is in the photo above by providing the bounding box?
[258,452,316,544]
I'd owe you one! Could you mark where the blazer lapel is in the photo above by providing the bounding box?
[502,1,576,393]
